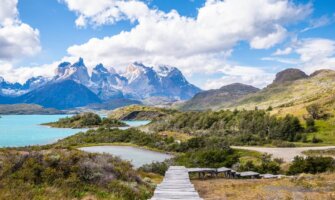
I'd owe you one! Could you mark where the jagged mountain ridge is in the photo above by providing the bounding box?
[0,58,201,108]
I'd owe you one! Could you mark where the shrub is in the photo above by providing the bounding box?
[288,156,335,175]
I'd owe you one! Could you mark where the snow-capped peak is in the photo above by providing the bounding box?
[54,57,90,84]
[93,64,109,74]
[123,62,154,83]
[154,65,179,77]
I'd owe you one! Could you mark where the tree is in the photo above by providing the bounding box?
[305,117,317,133]
[306,103,328,120]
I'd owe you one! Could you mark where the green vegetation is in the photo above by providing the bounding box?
[0,149,152,200]
[44,112,128,128]
[288,156,335,175]
[149,109,305,145]
[108,105,177,120]
[303,148,335,157]
[238,154,281,174]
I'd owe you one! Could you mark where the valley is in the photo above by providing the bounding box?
[1,68,335,200]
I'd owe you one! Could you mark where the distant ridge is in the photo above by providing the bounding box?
[180,83,260,110]
[16,80,101,109]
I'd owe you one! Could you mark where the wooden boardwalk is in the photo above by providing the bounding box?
[150,166,203,200]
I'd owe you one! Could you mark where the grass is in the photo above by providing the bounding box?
[157,131,193,142]
[303,149,335,157]
[236,149,264,165]
[192,173,335,200]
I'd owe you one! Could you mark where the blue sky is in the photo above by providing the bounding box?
[1,0,335,89]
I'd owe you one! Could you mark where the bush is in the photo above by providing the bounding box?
[305,117,317,133]
[288,156,335,175]
[139,161,171,175]
[174,148,239,168]
[239,154,281,174]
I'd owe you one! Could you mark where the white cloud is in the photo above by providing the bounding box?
[265,38,335,74]
[0,0,18,24]
[64,0,311,89]
[295,38,335,73]
[273,47,293,55]
[0,61,57,84]
[0,0,41,61]
[296,38,335,62]
[60,0,151,27]
[250,25,287,49]
[301,15,334,33]
[204,65,275,89]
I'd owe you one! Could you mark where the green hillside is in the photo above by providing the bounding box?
[230,69,335,117]
[108,105,178,121]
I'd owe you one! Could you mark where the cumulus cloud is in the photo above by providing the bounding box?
[0,0,41,61]
[265,38,335,74]
[295,38,335,73]
[0,61,57,84]
[63,0,311,88]
[60,0,151,27]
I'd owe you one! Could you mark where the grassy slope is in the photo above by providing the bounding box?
[229,70,335,145]
[231,71,335,115]
[108,105,177,120]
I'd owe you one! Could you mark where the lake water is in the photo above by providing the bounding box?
[79,146,173,168]
[0,115,150,148]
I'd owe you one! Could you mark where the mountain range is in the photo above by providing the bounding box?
[0,58,201,109]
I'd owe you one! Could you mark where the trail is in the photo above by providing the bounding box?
[232,146,335,162]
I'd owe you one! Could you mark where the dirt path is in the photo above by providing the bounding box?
[232,146,335,162]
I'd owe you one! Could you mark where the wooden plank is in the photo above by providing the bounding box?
[149,166,203,200]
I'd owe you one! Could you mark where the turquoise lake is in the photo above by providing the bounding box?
[79,146,173,168]
[0,115,150,148]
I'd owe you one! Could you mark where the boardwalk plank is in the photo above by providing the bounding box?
[149,166,203,200]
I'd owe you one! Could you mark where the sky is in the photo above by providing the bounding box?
[0,0,335,89]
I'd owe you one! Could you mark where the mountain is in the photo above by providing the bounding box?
[90,64,126,100]
[0,58,201,109]
[0,76,23,96]
[180,83,260,110]
[122,63,201,100]
[122,62,163,99]
[54,58,90,85]
[271,68,308,84]
[16,80,101,109]
[156,65,201,100]
[22,76,49,90]
[231,69,335,117]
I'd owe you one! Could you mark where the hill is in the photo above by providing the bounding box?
[180,83,260,110]
[108,105,178,120]
[0,104,64,115]
[271,68,308,84]
[231,69,335,117]
[43,112,128,128]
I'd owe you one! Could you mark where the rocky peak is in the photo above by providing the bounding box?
[272,68,308,84]
[54,58,90,85]
[22,76,49,90]
[93,64,109,74]
[154,65,179,77]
